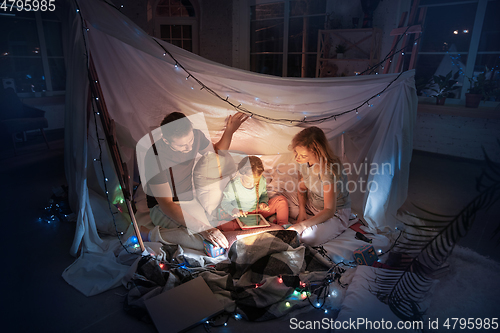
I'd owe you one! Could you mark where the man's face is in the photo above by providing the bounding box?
[164,130,195,153]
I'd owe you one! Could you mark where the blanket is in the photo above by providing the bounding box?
[125,230,338,322]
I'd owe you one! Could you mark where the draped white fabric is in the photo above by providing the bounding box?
[61,0,417,295]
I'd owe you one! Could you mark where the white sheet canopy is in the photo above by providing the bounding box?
[61,0,417,295]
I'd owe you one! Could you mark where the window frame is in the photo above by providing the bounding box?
[250,0,326,77]
[1,10,65,98]
[152,0,199,54]
[417,0,499,105]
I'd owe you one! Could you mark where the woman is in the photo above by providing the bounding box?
[287,126,351,246]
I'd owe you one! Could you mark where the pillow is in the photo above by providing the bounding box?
[193,151,236,216]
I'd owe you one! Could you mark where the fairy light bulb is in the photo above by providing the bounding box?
[278,276,283,284]
[285,302,291,307]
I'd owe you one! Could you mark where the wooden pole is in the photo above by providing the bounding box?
[87,54,145,253]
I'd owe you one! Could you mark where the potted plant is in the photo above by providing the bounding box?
[428,70,460,105]
[335,44,347,59]
[465,72,496,108]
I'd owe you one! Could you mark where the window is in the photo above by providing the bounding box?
[250,0,327,77]
[415,0,499,102]
[154,0,198,53]
[0,9,65,95]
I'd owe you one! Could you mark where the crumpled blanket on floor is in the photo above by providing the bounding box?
[201,230,333,321]
[125,230,341,322]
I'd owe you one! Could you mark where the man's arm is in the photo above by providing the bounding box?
[149,182,189,228]
[151,182,229,247]
[213,112,249,152]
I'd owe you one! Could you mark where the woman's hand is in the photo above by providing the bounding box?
[201,228,229,249]
[259,203,270,212]
[232,208,248,217]
[287,222,307,235]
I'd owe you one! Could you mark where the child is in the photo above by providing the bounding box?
[220,156,289,226]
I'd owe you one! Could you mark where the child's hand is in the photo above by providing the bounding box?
[232,208,248,217]
[259,203,270,212]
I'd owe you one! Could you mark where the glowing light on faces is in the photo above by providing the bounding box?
[293,146,317,165]
[164,130,195,153]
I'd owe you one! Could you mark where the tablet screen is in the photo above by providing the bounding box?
[238,214,261,226]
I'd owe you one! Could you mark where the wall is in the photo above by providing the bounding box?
[413,104,500,162]
[112,0,152,34]
[373,0,411,68]
[199,0,233,66]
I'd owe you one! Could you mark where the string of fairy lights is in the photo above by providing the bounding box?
[72,0,409,325]
[153,39,408,125]
[102,1,412,126]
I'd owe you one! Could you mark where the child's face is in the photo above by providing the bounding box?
[239,171,260,189]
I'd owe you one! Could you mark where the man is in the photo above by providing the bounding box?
[141,111,248,250]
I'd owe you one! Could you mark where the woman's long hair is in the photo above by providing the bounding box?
[290,126,341,176]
